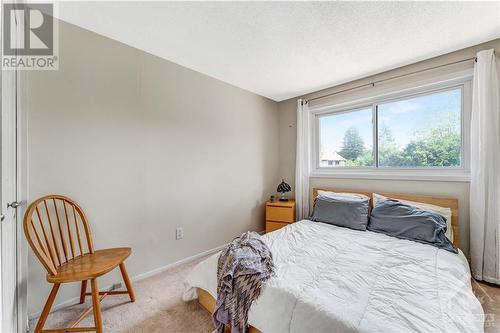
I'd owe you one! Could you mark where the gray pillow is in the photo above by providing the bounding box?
[310,195,369,231]
[368,199,457,253]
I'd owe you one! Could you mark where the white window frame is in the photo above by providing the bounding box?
[308,71,473,182]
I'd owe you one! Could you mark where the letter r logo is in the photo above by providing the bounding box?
[3,3,53,56]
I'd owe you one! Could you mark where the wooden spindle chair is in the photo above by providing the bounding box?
[24,194,136,333]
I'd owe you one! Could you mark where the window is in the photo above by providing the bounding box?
[377,89,461,168]
[319,107,373,167]
[312,77,471,181]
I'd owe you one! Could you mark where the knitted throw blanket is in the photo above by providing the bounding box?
[213,231,275,333]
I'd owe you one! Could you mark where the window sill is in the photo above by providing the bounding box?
[310,169,471,182]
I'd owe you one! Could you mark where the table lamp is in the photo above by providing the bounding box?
[277,179,291,202]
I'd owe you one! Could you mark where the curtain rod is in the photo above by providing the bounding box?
[304,56,477,104]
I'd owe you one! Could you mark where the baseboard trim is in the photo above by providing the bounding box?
[28,243,227,321]
[132,243,227,283]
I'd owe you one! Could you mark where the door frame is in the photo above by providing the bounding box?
[16,65,28,333]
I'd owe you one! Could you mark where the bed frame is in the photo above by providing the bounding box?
[197,189,459,332]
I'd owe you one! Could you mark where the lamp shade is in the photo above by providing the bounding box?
[277,179,291,193]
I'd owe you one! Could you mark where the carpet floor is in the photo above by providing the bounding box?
[30,256,500,333]
[29,257,213,333]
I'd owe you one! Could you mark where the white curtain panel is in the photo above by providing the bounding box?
[295,99,310,220]
[470,49,500,284]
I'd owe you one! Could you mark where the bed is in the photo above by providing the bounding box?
[183,189,484,332]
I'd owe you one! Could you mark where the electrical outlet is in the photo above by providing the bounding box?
[176,227,183,240]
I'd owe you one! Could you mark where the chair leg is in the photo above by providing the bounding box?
[35,283,60,333]
[91,279,103,333]
[79,280,87,304]
[119,262,136,302]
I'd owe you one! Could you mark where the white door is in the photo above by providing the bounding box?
[1,1,21,330]
[1,2,29,331]
[1,67,19,333]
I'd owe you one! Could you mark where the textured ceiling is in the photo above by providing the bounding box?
[55,1,500,101]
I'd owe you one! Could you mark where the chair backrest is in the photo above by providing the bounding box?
[23,195,94,276]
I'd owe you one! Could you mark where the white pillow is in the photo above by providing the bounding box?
[373,193,453,242]
[317,190,369,200]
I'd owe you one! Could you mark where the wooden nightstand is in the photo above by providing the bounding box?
[266,200,296,233]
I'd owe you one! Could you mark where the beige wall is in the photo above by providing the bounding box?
[27,21,279,316]
[278,38,500,257]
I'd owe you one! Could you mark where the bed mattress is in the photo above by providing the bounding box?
[183,220,484,333]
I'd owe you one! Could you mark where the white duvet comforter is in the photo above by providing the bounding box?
[183,220,484,333]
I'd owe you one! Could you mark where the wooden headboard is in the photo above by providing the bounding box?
[312,188,459,247]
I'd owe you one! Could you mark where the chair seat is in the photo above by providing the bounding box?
[47,247,132,283]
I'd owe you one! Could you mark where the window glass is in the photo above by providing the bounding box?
[377,89,461,168]
[319,108,373,167]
